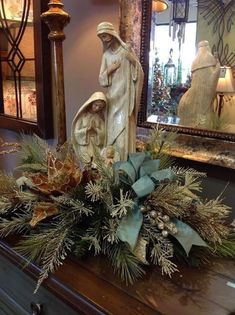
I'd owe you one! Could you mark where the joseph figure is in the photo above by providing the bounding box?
[97,22,144,160]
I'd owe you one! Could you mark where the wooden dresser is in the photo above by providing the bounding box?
[0,239,235,315]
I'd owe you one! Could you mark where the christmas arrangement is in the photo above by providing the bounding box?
[0,130,234,293]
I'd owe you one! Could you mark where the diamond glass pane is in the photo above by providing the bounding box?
[0,0,37,121]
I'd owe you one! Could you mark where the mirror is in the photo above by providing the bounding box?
[138,0,235,142]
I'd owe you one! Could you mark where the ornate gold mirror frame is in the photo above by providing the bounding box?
[119,0,235,169]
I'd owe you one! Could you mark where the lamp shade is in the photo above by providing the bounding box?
[216,67,235,94]
[152,0,168,12]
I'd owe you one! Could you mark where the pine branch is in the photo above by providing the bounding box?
[183,172,203,193]
[82,215,105,255]
[0,210,31,237]
[102,218,119,244]
[157,253,178,277]
[173,240,212,267]
[52,196,93,221]
[0,171,18,196]
[173,166,206,179]
[73,238,89,258]
[19,134,49,166]
[14,228,57,264]
[15,163,47,173]
[111,190,134,218]
[143,218,178,277]
[186,197,231,245]
[82,235,101,255]
[144,218,177,274]
[106,241,145,285]
[35,228,73,293]
[213,233,235,258]
[0,197,15,214]
[85,181,103,202]
[147,128,177,168]
[0,138,20,155]
[145,183,190,218]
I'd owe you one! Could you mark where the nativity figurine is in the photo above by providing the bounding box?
[97,22,144,161]
[101,145,120,166]
[71,91,107,162]
[177,40,220,128]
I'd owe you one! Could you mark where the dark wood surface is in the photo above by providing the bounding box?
[0,239,235,315]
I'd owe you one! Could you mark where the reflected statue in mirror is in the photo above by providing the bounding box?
[97,22,144,161]
[71,91,107,162]
[177,40,220,128]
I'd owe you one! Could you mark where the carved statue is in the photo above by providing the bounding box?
[101,145,120,166]
[97,22,144,161]
[177,40,220,128]
[71,91,107,162]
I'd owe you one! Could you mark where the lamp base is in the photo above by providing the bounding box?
[217,93,224,117]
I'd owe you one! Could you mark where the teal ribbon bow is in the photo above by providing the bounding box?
[116,201,143,250]
[115,152,175,249]
[115,152,175,198]
[171,219,208,255]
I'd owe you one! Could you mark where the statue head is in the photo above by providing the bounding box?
[91,99,106,113]
[191,40,219,72]
[97,22,126,49]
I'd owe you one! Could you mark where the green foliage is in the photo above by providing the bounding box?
[18,134,49,168]
[146,182,191,218]
[214,233,235,258]
[147,127,177,169]
[35,228,73,293]
[73,238,89,258]
[106,241,145,285]
[0,171,17,196]
[186,196,231,245]
[52,196,93,220]
[0,133,234,292]
[110,190,134,218]
[208,111,229,131]
[172,239,212,267]
[0,209,31,237]
[15,163,47,173]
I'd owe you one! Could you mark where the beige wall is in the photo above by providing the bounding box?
[63,0,119,138]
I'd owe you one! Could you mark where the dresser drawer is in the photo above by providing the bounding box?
[0,255,80,315]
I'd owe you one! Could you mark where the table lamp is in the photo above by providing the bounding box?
[216,66,235,117]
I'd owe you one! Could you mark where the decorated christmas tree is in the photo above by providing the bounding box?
[150,51,177,118]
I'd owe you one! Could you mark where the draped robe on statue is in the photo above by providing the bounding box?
[177,40,220,128]
[98,23,144,161]
[71,92,106,161]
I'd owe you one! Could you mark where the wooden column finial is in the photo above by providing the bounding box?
[41,0,70,146]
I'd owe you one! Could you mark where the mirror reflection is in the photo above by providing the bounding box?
[146,0,235,134]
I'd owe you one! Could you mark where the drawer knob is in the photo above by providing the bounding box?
[30,302,43,315]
